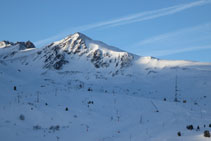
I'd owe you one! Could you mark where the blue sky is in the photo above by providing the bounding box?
[0,0,211,62]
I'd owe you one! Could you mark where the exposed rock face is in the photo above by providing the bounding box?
[25,41,36,49]
[0,40,36,60]
[0,40,35,49]
[42,45,69,70]
[15,41,35,50]
[0,41,15,48]
[40,32,134,71]
[0,33,134,75]
[91,49,105,68]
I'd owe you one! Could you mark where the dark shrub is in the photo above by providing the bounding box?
[65,107,68,111]
[204,130,210,137]
[19,114,25,120]
[49,125,60,132]
[88,101,94,104]
[177,131,181,136]
[88,88,92,91]
[196,125,200,131]
[186,125,193,130]
[33,125,41,130]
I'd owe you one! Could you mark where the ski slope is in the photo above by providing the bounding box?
[0,32,211,141]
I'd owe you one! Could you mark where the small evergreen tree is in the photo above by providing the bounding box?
[177,131,181,136]
[204,130,210,137]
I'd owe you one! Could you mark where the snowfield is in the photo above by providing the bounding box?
[0,32,211,141]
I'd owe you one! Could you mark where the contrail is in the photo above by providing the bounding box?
[135,23,211,46]
[149,45,211,57]
[35,0,211,47]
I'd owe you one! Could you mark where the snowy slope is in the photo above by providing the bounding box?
[0,32,211,141]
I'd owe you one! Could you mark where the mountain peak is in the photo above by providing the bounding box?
[15,41,36,49]
[72,32,86,37]
[40,32,134,70]
[0,40,35,49]
[0,40,15,48]
[67,32,92,41]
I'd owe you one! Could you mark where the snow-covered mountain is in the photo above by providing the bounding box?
[0,32,211,141]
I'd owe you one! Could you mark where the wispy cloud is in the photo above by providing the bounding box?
[34,0,211,47]
[135,23,211,46]
[148,45,211,57]
[107,0,211,28]
[133,23,211,57]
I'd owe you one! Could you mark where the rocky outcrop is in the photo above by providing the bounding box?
[0,40,35,50]
[0,33,134,74]
[15,41,35,50]
[0,40,36,60]
[41,32,134,71]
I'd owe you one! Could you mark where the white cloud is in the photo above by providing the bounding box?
[34,0,211,47]
[133,23,211,57]
[135,23,211,46]
[149,45,211,57]
[107,0,211,27]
